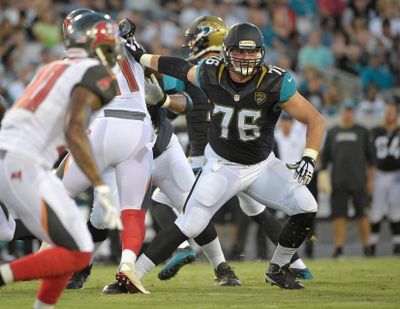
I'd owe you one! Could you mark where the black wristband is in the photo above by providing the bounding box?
[156,94,168,107]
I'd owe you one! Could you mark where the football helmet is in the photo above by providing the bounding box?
[222,22,265,77]
[63,11,120,67]
[181,16,227,60]
[62,8,94,39]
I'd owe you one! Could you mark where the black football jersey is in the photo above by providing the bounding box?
[371,126,400,171]
[196,57,296,164]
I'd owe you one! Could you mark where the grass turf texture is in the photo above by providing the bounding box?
[1,258,400,308]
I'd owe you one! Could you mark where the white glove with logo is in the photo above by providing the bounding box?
[94,185,122,230]
[287,148,319,185]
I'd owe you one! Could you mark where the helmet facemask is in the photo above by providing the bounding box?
[222,41,264,77]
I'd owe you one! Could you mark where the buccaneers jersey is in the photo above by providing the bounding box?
[0,57,117,169]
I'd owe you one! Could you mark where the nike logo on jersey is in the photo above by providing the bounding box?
[288,77,293,82]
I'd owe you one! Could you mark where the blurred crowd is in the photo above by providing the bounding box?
[1,0,400,261]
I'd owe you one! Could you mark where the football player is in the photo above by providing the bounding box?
[160,16,313,280]
[0,12,121,308]
[127,22,325,290]
[369,102,400,255]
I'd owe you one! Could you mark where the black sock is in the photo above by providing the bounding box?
[279,212,316,248]
[13,219,36,240]
[144,224,188,265]
[251,209,300,262]
[87,221,109,243]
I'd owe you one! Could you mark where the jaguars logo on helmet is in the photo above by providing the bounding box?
[222,22,265,77]
[182,16,227,61]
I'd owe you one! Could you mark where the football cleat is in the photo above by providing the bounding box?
[102,281,129,295]
[214,262,241,286]
[66,264,92,290]
[115,262,150,294]
[290,267,314,280]
[265,263,305,290]
[158,247,197,281]
[393,244,400,256]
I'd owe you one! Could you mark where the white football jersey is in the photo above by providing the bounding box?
[0,57,115,169]
[98,48,150,120]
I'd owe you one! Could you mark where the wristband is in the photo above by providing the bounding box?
[303,148,319,161]
[157,94,171,108]
[139,54,152,67]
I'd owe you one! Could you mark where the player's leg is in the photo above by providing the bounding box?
[238,193,313,280]
[352,188,371,256]
[330,187,349,258]
[0,158,93,307]
[386,170,400,255]
[134,155,244,288]
[245,154,317,289]
[151,135,236,284]
[111,120,153,294]
[368,170,388,256]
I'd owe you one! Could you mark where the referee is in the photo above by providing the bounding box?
[321,99,376,258]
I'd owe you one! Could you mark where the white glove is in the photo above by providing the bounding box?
[145,74,168,106]
[94,185,123,230]
[286,156,315,185]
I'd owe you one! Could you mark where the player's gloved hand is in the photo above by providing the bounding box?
[94,185,123,230]
[118,18,145,61]
[145,74,169,107]
[286,148,318,185]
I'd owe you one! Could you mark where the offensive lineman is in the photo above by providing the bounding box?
[0,12,121,308]
[159,16,313,280]
[127,22,325,290]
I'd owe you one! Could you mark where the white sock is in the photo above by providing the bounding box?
[178,240,191,249]
[271,244,296,267]
[290,258,306,269]
[33,299,54,309]
[135,254,156,280]
[0,264,14,284]
[370,233,379,245]
[200,237,226,269]
[120,249,137,265]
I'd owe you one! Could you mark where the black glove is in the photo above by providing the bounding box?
[286,156,315,185]
[118,18,144,61]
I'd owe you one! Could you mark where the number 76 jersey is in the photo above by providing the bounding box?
[196,56,296,165]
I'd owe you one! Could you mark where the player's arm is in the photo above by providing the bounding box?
[124,45,199,86]
[65,86,103,186]
[145,74,193,113]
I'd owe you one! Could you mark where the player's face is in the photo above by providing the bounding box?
[230,48,262,76]
[340,108,355,125]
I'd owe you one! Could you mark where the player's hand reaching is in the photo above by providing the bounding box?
[118,18,144,53]
[145,74,169,107]
[94,185,123,230]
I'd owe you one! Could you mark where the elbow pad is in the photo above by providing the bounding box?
[158,56,193,83]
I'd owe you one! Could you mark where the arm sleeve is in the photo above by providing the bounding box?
[76,65,117,106]
[279,71,297,103]
[162,75,186,92]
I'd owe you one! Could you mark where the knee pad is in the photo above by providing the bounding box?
[175,208,211,239]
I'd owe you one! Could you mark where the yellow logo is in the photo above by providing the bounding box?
[255,92,267,105]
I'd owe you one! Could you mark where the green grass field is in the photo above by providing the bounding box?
[1,258,400,308]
